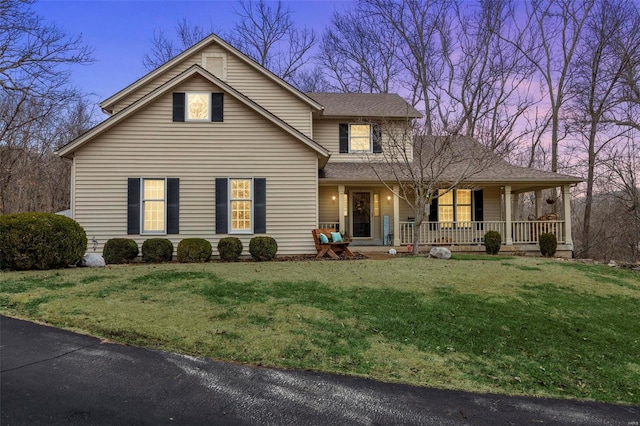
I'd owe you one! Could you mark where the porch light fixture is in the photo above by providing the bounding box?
[332,195,336,204]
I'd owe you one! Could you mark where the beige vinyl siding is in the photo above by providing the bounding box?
[318,186,340,224]
[112,43,313,137]
[75,76,318,256]
[313,118,411,162]
[482,186,502,221]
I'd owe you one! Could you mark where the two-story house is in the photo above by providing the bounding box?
[57,34,582,257]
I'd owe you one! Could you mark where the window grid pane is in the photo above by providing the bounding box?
[230,179,252,232]
[350,124,371,151]
[187,93,210,120]
[143,179,165,233]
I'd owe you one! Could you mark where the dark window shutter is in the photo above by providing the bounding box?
[211,93,223,122]
[127,178,140,235]
[372,124,382,153]
[215,178,228,234]
[173,93,185,122]
[474,189,484,222]
[254,178,266,234]
[339,123,349,153]
[167,178,179,234]
[429,196,438,222]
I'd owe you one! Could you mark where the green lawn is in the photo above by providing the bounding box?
[1,255,639,405]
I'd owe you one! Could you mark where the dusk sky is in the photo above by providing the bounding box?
[33,0,350,111]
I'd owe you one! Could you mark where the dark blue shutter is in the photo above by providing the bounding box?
[173,93,185,122]
[474,189,484,231]
[372,124,382,153]
[127,178,140,234]
[167,178,179,234]
[339,124,349,153]
[211,93,223,122]
[216,178,228,234]
[254,178,266,233]
[428,196,439,231]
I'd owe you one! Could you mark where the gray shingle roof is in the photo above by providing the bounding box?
[320,136,583,185]
[307,92,423,118]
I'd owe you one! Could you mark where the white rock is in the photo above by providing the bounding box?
[80,253,106,267]
[388,248,397,255]
[429,247,451,259]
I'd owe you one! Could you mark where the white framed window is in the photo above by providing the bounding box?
[349,124,372,152]
[186,92,211,121]
[438,189,472,229]
[230,178,253,233]
[142,178,166,234]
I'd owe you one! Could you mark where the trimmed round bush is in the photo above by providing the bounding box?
[177,238,212,263]
[217,237,243,262]
[539,233,557,257]
[484,231,502,255]
[103,238,139,264]
[142,238,174,263]
[0,212,87,270]
[249,236,278,261]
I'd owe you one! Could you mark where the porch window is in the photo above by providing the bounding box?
[438,189,472,228]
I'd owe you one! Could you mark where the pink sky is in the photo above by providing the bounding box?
[33,0,350,108]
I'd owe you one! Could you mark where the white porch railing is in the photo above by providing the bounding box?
[399,221,565,245]
[319,222,340,230]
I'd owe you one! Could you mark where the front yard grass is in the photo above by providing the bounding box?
[1,255,639,405]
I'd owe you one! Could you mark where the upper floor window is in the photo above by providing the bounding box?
[350,124,372,152]
[339,123,382,154]
[173,92,224,122]
[186,92,210,121]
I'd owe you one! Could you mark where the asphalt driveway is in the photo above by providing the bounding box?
[1,315,638,425]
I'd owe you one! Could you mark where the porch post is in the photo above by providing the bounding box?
[505,185,513,245]
[393,185,400,246]
[563,184,573,249]
[535,190,543,218]
[338,185,345,234]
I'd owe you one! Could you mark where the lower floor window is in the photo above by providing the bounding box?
[438,189,472,228]
[143,179,165,233]
[230,178,253,232]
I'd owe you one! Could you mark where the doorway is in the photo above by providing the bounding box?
[352,191,371,238]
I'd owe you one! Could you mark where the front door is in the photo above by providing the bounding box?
[352,192,371,238]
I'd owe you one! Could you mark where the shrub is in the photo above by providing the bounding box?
[484,231,502,255]
[539,233,557,257]
[177,238,212,263]
[217,237,243,262]
[103,238,139,264]
[249,236,278,261]
[0,212,87,270]
[142,238,174,263]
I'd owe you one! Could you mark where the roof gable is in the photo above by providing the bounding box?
[99,34,323,114]
[57,65,330,160]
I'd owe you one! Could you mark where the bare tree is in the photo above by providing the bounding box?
[229,0,317,85]
[364,119,498,254]
[1,0,93,214]
[142,19,210,70]
[318,3,403,93]
[567,0,640,258]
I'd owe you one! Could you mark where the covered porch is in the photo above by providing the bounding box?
[318,183,575,257]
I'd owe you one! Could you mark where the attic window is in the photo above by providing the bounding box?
[187,92,210,121]
[202,53,227,80]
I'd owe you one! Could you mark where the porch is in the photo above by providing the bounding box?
[318,183,575,257]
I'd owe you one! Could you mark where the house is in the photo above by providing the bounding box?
[57,34,582,257]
